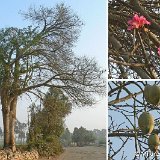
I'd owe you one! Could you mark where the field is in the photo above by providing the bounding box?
[39,146,106,160]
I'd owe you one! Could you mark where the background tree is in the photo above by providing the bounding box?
[0,3,105,151]
[28,87,72,156]
[109,1,160,79]
[108,81,160,159]
[83,130,96,145]
[18,131,26,144]
[0,127,3,138]
[93,129,106,145]
[72,126,96,147]
[72,127,79,146]
[60,128,72,147]
[14,120,27,144]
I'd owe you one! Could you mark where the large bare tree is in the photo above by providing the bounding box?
[109,0,160,79]
[108,81,160,160]
[0,3,105,151]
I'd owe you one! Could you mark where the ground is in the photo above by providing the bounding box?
[39,146,106,160]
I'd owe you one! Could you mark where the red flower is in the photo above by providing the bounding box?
[127,14,151,30]
[158,47,160,56]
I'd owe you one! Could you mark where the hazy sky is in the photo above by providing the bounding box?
[0,0,106,132]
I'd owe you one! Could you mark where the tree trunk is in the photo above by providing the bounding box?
[1,94,17,151]
[2,108,10,148]
[9,97,17,152]
[1,88,11,148]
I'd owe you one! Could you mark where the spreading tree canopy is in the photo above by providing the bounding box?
[0,3,105,151]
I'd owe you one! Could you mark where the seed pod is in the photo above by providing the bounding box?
[148,133,159,152]
[138,112,154,134]
[144,84,160,105]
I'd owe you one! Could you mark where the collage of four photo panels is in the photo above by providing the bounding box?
[108,1,160,160]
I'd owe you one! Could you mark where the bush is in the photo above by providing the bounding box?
[28,135,63,157]
[98,138,106,145]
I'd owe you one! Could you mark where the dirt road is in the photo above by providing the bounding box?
[39,146,106,160]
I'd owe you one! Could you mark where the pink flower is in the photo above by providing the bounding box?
[127,14,151,30]
[158,47,160,56]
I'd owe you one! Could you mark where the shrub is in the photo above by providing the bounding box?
[28,135,63,157]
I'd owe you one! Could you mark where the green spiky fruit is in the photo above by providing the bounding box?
[148,133,159,152]
[144,84,160,105]
[138,112,154,134]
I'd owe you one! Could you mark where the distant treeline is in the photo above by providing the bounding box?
[60,127,106,147]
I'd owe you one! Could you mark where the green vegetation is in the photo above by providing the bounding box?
[72,127,96,147]
[60,128,72,147]
[60,127,106,147]
[15,120,27,144]
[93,129,106,145]
[28,87,71,156]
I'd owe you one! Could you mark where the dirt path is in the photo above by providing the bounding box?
[39,146,106,160]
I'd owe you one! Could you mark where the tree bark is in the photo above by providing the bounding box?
[9,97,17,152]
[2,108,10,148]
[1,95,11,149]
[1,90,17,151]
